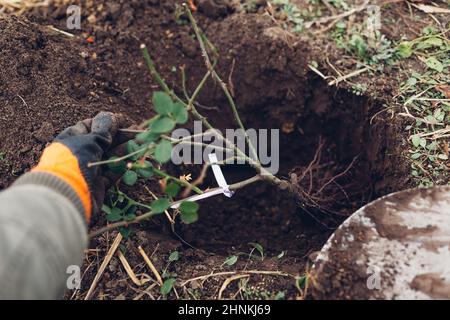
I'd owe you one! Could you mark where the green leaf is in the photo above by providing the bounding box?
[136,167,154,178]
[172,102,188,124]
[296,276,308,290]
[396,42,413,58]
[124,212,136,222]
[136,130,160,143]
[151,198,170,214]
[223,255,238,266]
[427,142,437,151]
[126,140,140,154]
[169,251,179,262]
[150,117,176,133]
[349,34,367,58]
[153,92,174,115]
[119,226,132,238]
[126,141,145,161]
[274,291,286,300]
[419,138,427,148]
[101,204,112,215]
[406,77,417,86]
[249,242,264,260]
[423,37,443,47]
[411,135,420,147]
[122,170,138,186]
[154,140,173,163]
[422,26,437,35]
[165,182,181,198]
[425,57,443,72]
[438,154,448,160]
[411,153,421,159]
[106,207,123,222]
[180,211,198,224]
[179,202,199,224]
[179,201,199,214]
[160,278,176,295]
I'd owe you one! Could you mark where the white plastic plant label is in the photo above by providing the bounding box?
[170,153,234,209]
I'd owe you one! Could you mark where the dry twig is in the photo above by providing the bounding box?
[85,233,122,300]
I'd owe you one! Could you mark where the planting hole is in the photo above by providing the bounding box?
[177,77,405,256]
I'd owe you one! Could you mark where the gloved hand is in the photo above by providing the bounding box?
[32,112,122,222]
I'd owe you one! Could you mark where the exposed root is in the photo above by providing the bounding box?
[289,137,368,227]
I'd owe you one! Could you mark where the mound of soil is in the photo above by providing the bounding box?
[0,0,411,299]
[0,16,133,188]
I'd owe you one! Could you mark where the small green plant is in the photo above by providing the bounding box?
[396,26,449,73]
[334,23,397,67]
[161,250,180,297]
[222,243,265,267]
[248,242,264,261]
[222,255,238,267]
[351,83,367,96]
[272,0,306,33]
[394,26,449,187]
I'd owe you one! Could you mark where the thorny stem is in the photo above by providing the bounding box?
[89,175,263,238]
[142,44,247,161]
[141,44,250,160]
[141,44,184,105]
[185,5,260,162]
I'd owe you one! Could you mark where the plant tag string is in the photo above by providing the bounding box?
[170,153,234,209]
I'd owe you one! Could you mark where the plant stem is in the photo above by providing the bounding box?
[89,175,263,238]
[152,167,204,195]
[188,70,211,109]
[180,65,191,101]
[87,147,149,167]
[141,45,247,161]
[161,135,234,154]
[185,6,260,163]
[141,44,185,105]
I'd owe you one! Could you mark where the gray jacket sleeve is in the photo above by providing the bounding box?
[0,172,88,300]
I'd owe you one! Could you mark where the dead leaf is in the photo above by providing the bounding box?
[436,85,450,99]
[158,178,167,192]
[411,3,450,14]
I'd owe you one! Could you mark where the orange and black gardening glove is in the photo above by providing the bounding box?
[31,112,121,223]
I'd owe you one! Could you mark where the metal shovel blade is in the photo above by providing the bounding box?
[311,185,450,300]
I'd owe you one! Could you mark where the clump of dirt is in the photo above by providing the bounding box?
[0,0,412,300]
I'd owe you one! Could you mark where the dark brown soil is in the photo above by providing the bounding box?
[0,0,413,300]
